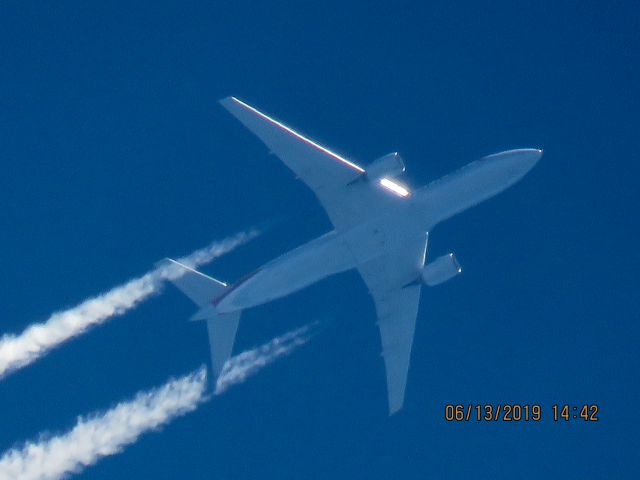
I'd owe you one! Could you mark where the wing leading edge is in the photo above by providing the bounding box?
[220,97,409,231]
[357,232,428,414]
[221,97,426,413]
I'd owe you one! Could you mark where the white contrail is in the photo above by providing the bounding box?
[0,323,314,480]
[215,322,316,394]
[0,367,208,480]
[0,230,258,379]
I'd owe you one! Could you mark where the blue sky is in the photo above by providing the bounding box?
[0,1,638,478]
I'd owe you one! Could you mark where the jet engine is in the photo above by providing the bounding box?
[421,253,462,286]
[365,152,405,180]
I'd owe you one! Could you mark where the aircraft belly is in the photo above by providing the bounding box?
[216,230,358,312]
[413,149,541,228]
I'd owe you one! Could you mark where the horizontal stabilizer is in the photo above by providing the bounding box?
[162,258,240,376]
[190,304,218,322]
[207,313,240,376]
[161,258,227,307]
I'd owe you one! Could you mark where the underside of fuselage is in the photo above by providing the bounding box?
[215,148,541,314]
[214,220,397,313]
[167,95,542,415]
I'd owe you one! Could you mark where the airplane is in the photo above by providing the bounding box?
[165,97,542,414]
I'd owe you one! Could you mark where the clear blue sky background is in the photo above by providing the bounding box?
[0,1,638,478]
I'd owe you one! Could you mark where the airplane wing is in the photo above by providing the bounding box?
[220,97,409,231]
[357,232,428,414]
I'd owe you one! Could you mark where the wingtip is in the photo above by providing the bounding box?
[219,96,239,107]
[153,257,174,268]
[388,405,402,416]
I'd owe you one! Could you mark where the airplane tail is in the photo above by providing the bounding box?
[161,258,241,376]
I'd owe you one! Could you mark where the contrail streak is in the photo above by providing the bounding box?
[0,323,313,480]
[0,230,258,379]
[215,322,316,394]
[0,367,208,480]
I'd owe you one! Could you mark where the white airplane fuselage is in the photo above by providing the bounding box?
[214,148,541,314]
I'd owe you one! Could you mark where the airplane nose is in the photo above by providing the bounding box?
[479,148,542,185]
[522,148,543,162]
[487,148,542,173]
[516,148,543,173]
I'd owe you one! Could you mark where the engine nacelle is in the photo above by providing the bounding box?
[365,152,405,180]
[421,253,462,286]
